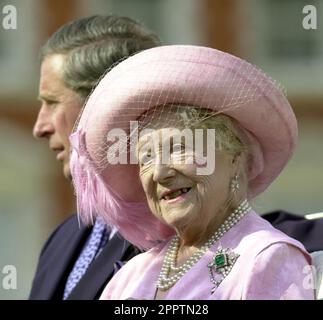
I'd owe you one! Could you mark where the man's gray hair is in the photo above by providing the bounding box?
[40,15,161,98]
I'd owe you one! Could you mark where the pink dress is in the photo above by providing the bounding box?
[100,212,314,300]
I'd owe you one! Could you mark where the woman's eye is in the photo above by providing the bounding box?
[139,152,153,166]
[172,143,185,154]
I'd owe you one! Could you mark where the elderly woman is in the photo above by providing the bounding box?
[70,45,314,299]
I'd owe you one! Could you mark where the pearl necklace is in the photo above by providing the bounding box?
[157,199,251,291]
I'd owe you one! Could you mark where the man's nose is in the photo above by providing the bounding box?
[33,107,54,138]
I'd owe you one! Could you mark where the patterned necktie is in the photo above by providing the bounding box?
[63,217,110,299]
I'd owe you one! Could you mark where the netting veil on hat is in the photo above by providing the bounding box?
[70,45,297,250]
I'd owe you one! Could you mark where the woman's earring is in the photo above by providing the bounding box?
[230,175,239,193]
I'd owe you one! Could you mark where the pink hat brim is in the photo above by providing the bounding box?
[79,45,297,199]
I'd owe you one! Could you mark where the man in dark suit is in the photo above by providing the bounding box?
[263,210,323,253]
[30,15,160,300]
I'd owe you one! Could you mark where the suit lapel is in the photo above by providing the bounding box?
[44,223,91,299]
[67,234,132,300]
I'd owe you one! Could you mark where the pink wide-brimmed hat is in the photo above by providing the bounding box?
[70,45,297,249]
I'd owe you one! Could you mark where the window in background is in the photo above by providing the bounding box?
[78,0,206,46]
[235,0,323,215]
[236,0,323,98]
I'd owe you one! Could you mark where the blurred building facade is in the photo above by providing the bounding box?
[0,0,322,299]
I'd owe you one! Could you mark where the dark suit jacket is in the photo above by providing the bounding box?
[29,214,139,300]
[263,210,323,253]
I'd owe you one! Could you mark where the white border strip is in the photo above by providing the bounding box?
[305,212,323,220]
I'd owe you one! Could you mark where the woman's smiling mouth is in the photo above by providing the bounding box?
[161,187,192,201]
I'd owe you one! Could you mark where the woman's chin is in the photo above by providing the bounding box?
[161,209,196,231]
